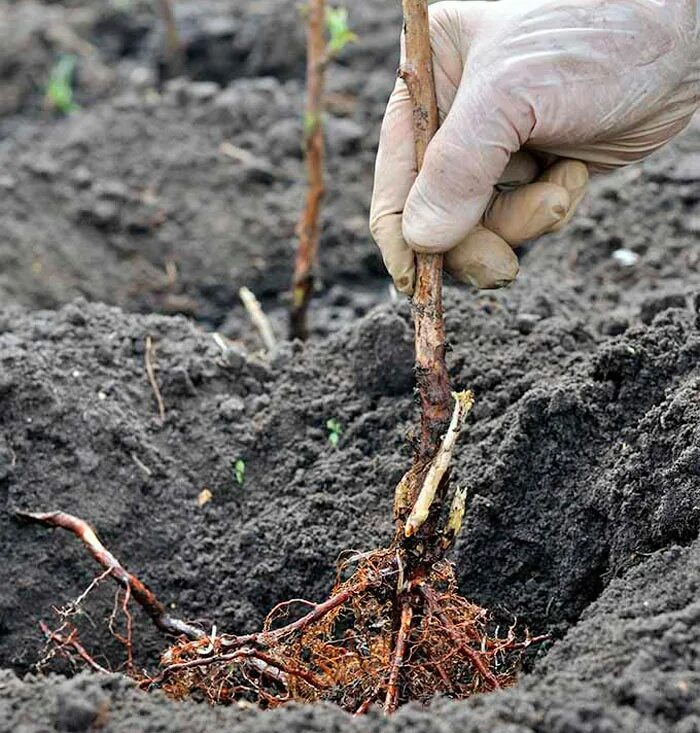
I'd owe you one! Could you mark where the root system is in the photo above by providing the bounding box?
[154,554,540,712]
[17,393,545,713]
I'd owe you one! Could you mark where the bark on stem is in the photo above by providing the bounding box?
[290,0,327,341]
[401,0,452,461]
[155,0,184,80]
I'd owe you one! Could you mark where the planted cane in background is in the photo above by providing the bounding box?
[289,2,356,341]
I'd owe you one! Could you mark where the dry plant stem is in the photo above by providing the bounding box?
[290,0,326,341]
[145,336,166,421]
[393,0,460,561]
[16,511,204,640]
[155,0,184,78]
[239,286,277,353]
[393,0,452,534]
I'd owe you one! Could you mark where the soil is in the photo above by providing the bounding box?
[0,0,400,334]
[1,1,700,732]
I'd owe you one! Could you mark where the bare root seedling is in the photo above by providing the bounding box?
[18,395,546,712]
[19,0,548,715]
[290,3,357,340]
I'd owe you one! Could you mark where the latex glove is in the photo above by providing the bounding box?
[370,0,700,294]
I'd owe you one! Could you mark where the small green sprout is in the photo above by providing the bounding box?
[304,110,321,138]
[326,418,342,449]
[326,7,357,57]
[45,55,79,115]
[234,459,246,486]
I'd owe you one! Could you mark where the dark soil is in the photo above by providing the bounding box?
[2,1,700,731]
[0,0,401,335]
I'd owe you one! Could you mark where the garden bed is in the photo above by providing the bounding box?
[1,1,700,731]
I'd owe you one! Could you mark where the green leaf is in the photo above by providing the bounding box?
[326,7,357,56]
[326,418,342,449]
[234,459,246,486]
[45,54,78,115]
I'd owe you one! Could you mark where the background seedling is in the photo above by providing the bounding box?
[326,418,342,448]
[233,459,246,486]
[289,3,356,341]
[44,55,78,115]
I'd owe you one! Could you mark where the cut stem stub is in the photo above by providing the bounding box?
[405,390,474,537]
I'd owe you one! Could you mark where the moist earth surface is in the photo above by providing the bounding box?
[1,2,700,732]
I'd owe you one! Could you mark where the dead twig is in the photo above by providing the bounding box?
[131,453,153,478]
[145,336,166,421]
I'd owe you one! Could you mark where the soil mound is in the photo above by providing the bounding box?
[2,112,700,725]
[1,1,700,728]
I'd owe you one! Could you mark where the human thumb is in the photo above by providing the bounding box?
[402,80,534,253]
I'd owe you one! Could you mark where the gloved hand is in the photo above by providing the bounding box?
[370,0,700,294]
